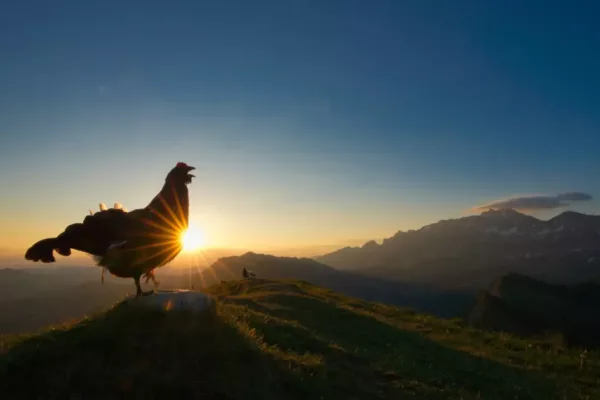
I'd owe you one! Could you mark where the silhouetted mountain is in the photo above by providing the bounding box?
[315,209,600,290]
[0,281,132,334]
[0,267,140,334]
[468,274,600,349]
[0,267,109,302]
[176,252,474,318]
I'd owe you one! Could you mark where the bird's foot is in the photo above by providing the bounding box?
[141,289,156,297]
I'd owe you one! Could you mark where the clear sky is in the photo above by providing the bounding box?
[1,1,599,256]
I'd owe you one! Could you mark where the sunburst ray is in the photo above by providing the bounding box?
[137,216,181,236]
[147,206,185,236]
[170,183,188,229]
[121,239,180,253]
[156,191,187,232]
[131,243,182,267]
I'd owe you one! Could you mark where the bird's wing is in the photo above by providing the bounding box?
[59,208,141,256]
[94,205,183,270]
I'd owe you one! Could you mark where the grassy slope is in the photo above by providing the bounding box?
[0,279,598,399]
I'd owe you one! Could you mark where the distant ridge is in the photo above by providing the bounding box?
[315,209,600,290]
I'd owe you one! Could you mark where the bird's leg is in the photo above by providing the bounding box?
[135,274,156,298]
[144,270,160,288]
[151,272,160,291]
[134,276,143,297]
[143,271,160,292]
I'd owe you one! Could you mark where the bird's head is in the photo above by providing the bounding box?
[167,162,196,185]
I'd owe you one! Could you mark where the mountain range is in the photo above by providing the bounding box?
[315,209,600,290]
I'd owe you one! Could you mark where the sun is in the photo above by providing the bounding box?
[180,225,206,252]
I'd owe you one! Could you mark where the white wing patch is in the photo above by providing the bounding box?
[108,241,128,251]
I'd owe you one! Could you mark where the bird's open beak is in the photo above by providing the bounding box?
[184,166,196,184]
[187,166,196,178]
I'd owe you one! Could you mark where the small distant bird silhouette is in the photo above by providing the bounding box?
[25,162,196,297]
[242,268,256,279]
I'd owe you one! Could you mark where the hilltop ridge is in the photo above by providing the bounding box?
[1,279,598,399]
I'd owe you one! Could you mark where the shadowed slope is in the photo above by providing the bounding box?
[468,273,600,348]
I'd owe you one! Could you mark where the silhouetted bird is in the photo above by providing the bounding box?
[25,162,196,297]
[242,268,249,279]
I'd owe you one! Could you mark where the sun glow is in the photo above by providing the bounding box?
[180,225,206,252]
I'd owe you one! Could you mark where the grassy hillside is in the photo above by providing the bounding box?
[1,279,598,399]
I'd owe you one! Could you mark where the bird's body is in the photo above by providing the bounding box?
[24,162,196,296]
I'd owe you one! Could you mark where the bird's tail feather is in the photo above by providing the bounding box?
[26,202,132,265]
[89,202,128,216]
[24,238,67,263]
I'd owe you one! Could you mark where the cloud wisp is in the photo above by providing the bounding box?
[475,192,593,212]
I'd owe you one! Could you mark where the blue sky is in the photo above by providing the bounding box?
[1,0,599,252]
